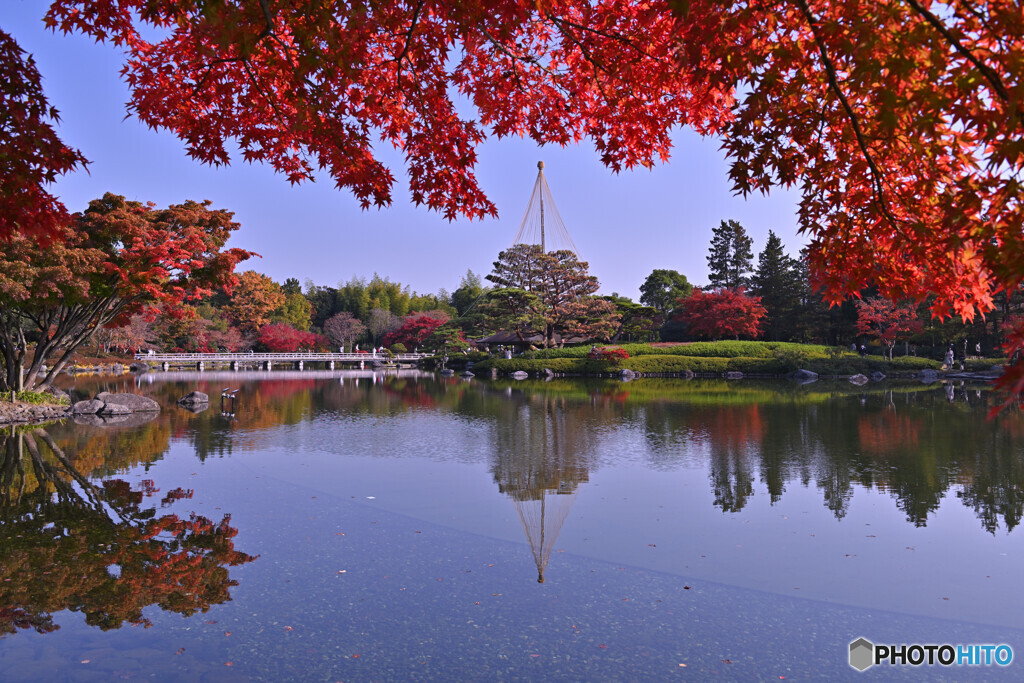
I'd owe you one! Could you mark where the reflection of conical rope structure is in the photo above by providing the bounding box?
[512,161,579,255]
[505,467,582,583]
[492,396,591,583]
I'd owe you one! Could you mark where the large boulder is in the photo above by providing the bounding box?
[848,374,869,386]
[95,392,160,412]
[870,371,887,381]
[725,371,744,380]
[460,371,475,378]
[511,371,529,380]
[918,369,940,383]
[792,368,818,383]
[72,399,105,415]
[619,369,636,382]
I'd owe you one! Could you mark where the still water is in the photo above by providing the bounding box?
[1,371,1022,680]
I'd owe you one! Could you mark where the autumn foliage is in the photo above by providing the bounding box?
[0,30,87,241]
[0,193,252,390]
[854,298,924,360]
[257,323,325,352]
[383,312,449,350]
[674,288,767,340]
[5,1,1024,395]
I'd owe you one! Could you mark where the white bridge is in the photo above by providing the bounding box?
[135,351,431,371]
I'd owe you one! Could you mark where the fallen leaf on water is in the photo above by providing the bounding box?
[224,631,232,637]
[678,663,687,667]
[352,654,360,658]
[80,660,90,664]
[684,586,691,590]
[205,620,217,624]
[599,644,608,649]
[721,659,733,664]
[175,648,185,655]
[225,662,234,667]
[284,626,295,631]
[648,544,656,547]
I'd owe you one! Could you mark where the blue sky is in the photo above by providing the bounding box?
[7,2,805,301]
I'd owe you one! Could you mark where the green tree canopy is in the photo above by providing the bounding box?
[639,269,693,313]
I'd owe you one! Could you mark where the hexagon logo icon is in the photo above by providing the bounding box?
[849,637,875,671]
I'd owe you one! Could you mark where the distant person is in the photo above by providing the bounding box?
[859,344,866,357]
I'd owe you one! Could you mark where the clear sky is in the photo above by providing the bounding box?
[7,3,805,301]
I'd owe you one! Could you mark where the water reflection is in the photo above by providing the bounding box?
[491,394,595,583]
[0,427,256,637]
[57,373,1024,536]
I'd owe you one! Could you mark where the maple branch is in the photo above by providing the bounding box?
[256,0,276,40]
[792,0,901,230]
[546,14,650,60]
[395,0,426,81]
[904,0,1013,109]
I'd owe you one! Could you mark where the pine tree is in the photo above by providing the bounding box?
[750,231,801,340]
[707,220,753,289]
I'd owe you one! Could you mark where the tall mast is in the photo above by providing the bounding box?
[538,161,545,253]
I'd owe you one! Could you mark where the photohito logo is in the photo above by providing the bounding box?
[849,638,1013,671]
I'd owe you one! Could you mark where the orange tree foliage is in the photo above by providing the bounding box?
[854,297,924,360]
[8,1,1024,390]
[674,287,767,340]
[0,193,252,390]
[224,271,287,335]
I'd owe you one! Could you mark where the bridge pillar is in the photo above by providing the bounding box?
[294,360,303,370]
[161,362,169,371]
[328,360,335,370]
[359,360,364,369]
[262,360,272,371]
[230,360,239,371]
[196,361,204,371]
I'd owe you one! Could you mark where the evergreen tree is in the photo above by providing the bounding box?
[639,269,693,313]
[451,269,487,316]
[750,231,801,341]
[706,220,753,289]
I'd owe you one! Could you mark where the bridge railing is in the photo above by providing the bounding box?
[134,352,431,362]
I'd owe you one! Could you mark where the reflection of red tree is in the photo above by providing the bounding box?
[382,380,438,408]
[0,437,257,637]
[857,411,921,455]
[702,405,765,452]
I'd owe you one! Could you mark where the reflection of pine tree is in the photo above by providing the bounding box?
[0,429,255,635]
[490,394,595,582]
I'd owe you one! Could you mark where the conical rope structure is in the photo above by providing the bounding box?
[511,161,579,255]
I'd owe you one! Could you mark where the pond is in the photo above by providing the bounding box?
[1,371,1022,680]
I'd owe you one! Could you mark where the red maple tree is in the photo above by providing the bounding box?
[674,288,767,340]
[854,297,924,360]
[0,30,87,241]
[0,193,252,390]
[383,312,449,350]
[257,323,325,352]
